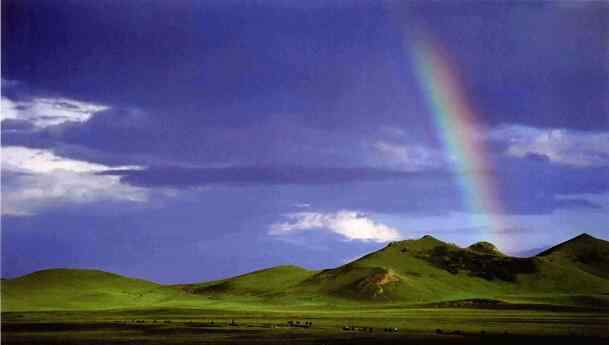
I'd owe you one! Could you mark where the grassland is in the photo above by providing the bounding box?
[2,233,608,344]
[3,304,608,344]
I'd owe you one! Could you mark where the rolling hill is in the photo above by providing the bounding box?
[0,269,188,311]
[191,233,609,303]
[2,233,609,311]
[537,233,609,279]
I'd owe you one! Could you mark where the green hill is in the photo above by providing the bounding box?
[295,235,518,302]
[2,234,609,311]
[1,269,187,311]
[188,233,609,304]
[302,234,609,302]
[537,233,609,279]
[468,241,504,256]
[186,265,316,297]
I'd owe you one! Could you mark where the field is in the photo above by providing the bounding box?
[2,234,608,344]
[3,302,609,345]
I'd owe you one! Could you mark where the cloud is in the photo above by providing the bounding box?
[269,210,401,242]
[1,95,108,129]
[101,165,432,188]
[2,146,147,215]
[491,125,609,167]
[492,154,609,214]
[555,193,608,209]
[372,141,444,171]
[2,146,141,174]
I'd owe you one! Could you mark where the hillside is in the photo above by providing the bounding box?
[537,233,609,279]
[185,265,316,297]
[2,234,609,311]
[293,235,522,302]
[1,269,187,311]
[191,234,609,303]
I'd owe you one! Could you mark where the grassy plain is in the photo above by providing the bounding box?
[3,303,608,345]
[3,234,608,344]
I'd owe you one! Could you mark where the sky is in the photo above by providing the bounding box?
[1,0,608,283]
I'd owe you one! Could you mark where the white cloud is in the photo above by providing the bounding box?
[269,210,401,242]
[2,146,143,174]
[1,96,108,128]
[2,146,147,215]
[372,141,443,171]
[491,125,609,167]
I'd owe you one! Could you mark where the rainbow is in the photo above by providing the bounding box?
[410,35,507,238]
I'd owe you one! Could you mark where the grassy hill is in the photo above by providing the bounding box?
[537,233,609,279]
[298,235,515,302]
[321,234,608,301]
[2,234,609,311]
[188,233,609,305]
[185,265,317,297]
[1,269,188,311]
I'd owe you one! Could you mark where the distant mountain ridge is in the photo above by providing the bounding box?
[2,233,609,311]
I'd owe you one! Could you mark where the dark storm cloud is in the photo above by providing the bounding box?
[402,1,609,130]
[3,90,607,217]
[100,165,434,188]
[1,103,397,168]
[493,156,609,214]
[99,155,609,216]
[4,0,606,167]
[1,118,35,131]
[2,0,416,131]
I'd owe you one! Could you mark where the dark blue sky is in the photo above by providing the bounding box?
[2,0,608,283]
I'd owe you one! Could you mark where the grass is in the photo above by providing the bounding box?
[2,306,608,345]
[2,233,608,344]
[3,234,609,311]
[1,268,193,311]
